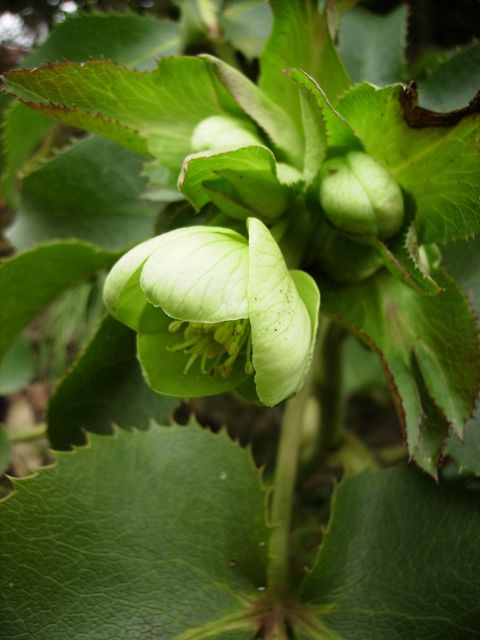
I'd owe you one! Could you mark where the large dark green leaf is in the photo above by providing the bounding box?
[48,316,179,450]
[338,5,408,85]
[442,236,480,315]
[446,413,480,476]
[24,13,181,70]
[8,137,158,252]
[418,43,480,112]
[299,465,480,639]
[0,241,113,361]
[337,83,480,244]
[321,268,480,474]
[442,236,480,474]
[0,424,268,638]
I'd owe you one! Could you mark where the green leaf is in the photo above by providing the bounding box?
[442,236,480,476]
[441,235,480,314]
[0,333,34,395]
[338,5,408,85]
[8,136,158,252]
[48,316,179,450]
[24,13,181,70]
[1,103,52,204]
[287,69,360,151]
[0,424,268,638]
[321,268,480,474]
[367,224,442,295]
[203,55,304,167]
[1,12,181,203]
[0,428,11,475]
[337,83,480,243]
[221,0,273,59]
[418,43,480,112]
[446,412,480,476]
[300,465,480,639]
[0,241,114,361]
[179,145,292,220]
[4,57,243,170]
[259,0,350,138]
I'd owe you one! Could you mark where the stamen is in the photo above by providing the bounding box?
[168,318,254,379]
[168,320,184,333]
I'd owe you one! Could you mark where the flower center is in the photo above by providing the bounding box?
[167,318,254,378]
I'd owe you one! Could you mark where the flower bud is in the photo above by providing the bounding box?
[191,115,261,153]
[319,151,404,239]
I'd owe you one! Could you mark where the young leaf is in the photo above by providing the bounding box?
[321,268,480,474]
[47,316,179,450]
[299,465,480,639]
[259,0,350,137]
[338,5,408,85]
[0,241,114,361]
[0,424,268,638]
[179,145,293,221]
[287,69,360,151]
[203,55,304,167]
[337,83,480,243]
[8,136,158,252]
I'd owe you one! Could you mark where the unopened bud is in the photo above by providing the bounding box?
[191,115,261,153]
[319,151,404,239]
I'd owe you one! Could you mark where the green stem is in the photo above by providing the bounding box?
[7,424,47,445]
[267,371,315,597]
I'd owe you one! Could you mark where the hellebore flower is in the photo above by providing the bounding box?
[319,150,404,239]
[104,218,320,406]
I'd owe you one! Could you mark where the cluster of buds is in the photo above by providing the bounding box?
[104,118,406,403]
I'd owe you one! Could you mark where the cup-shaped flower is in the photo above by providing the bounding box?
[103,218,320,406]
[319,151,404,239]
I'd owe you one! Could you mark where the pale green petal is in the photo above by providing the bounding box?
[247,217,318,406]
[103,235,169,330]
[141,226,249,322]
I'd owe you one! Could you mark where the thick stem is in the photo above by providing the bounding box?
[267,373,314,597]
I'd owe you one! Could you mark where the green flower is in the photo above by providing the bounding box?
[104,218,320,406]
